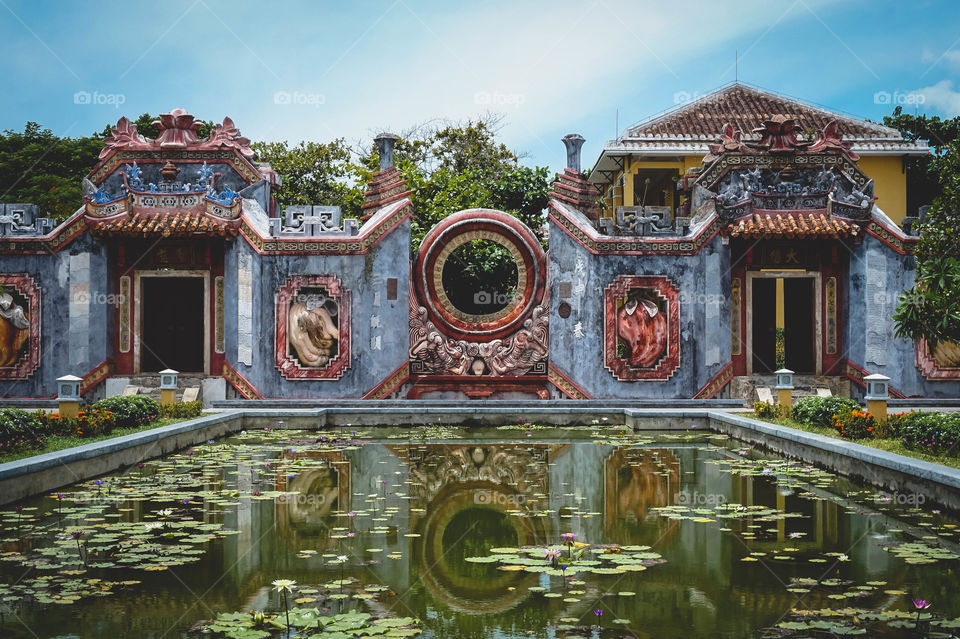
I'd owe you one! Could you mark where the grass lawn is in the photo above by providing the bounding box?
[0,417,192,465]
[753,413,960,471]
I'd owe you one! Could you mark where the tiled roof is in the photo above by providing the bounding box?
[625,84,905,141]
[87,212,239,238]
[725,212,859,240]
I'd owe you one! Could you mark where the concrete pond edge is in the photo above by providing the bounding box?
[0,406,958,510]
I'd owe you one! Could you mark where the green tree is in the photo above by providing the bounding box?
[251,139,364,217]
[892,111,960,346]
[0,122,103,221]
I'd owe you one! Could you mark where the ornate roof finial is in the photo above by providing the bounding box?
[751,115,807,152]
[153,108,202,149]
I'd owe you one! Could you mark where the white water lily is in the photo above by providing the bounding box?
[155,509,173,517]
[271,579,296,593]
[144,522,163,532]
[337,555,349,563]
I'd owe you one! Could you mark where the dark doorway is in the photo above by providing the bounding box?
[784,278,815,374]
[751,278,777,373]
[141,277,204,373]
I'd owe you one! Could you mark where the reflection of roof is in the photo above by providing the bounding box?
[725,212,859,240]
[87,211,239,238]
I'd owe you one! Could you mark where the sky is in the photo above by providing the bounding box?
[1,0,960,173]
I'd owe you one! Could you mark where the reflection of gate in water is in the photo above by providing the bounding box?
[274,448,351,546]
[604,447,681,546]
[397,443,558,612]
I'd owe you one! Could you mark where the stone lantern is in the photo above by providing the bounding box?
[159,369,179,406]
[57,374,82,419]
[775,368,794,414]
[864,373,890,423]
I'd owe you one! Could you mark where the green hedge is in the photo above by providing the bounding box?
[791,396,860,429]
[0,408,45,454]
[159,401,203,419]
[91,395,160,429]
[894,411,960,456]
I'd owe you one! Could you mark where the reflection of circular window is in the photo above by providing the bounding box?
[415,210,545,341]
[439,237,521,320]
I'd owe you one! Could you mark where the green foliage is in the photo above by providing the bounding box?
[92,395,160,429]
[73,407,117,438]
[159,401,203,419]
[895,411,960,455]
[358,118,551,255]
[753,401,777,418]
[251,138,364,218]
[0,122,103,222]
[888,107,960,345]
[0,408,45,453]
[791,396,861,429]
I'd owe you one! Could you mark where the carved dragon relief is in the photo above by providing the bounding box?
[409,305,548,377]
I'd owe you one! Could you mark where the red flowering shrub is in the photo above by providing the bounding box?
[73,408,115,438]
[831,408,877,439]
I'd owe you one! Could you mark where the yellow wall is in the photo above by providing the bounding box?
[605,154,909,225]
[857,156,907,224]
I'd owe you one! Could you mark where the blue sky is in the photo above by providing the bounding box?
[1,0,959,172]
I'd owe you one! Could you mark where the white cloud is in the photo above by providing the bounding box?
[916,80,960,116]
[922,48,960,73]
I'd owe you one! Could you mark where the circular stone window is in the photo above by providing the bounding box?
[415,210,546,340]
[440,238,520,319]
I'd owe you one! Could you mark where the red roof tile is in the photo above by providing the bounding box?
[88,212,239,238]
[725,212,859,240]
[627,84,903,141]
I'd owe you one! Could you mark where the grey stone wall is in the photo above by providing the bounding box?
[548,218,731,398]
[846,234,960,398]
[0,230,111,397]
[222,219,411,398]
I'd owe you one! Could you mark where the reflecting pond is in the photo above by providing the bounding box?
[2,424,960,638]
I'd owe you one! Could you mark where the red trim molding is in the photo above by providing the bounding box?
[363,362,410,399]
[79,359,114,395]
[915,338,960,380]
[693,362,734,399]
[549,200,720,256]
[238,199,411,255]
[548,363,592,399]
[275,274,351,380]
[0,274,41,379]
[222,362,264,399]
[604,275,681,381]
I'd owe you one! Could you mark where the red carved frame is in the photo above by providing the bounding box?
[915,338,960,380]
[604,275,680,381]
[0,274,41,379]
[275,274,351,380]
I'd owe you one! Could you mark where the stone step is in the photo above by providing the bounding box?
[101,375,225,406]
[730,375,851,403]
